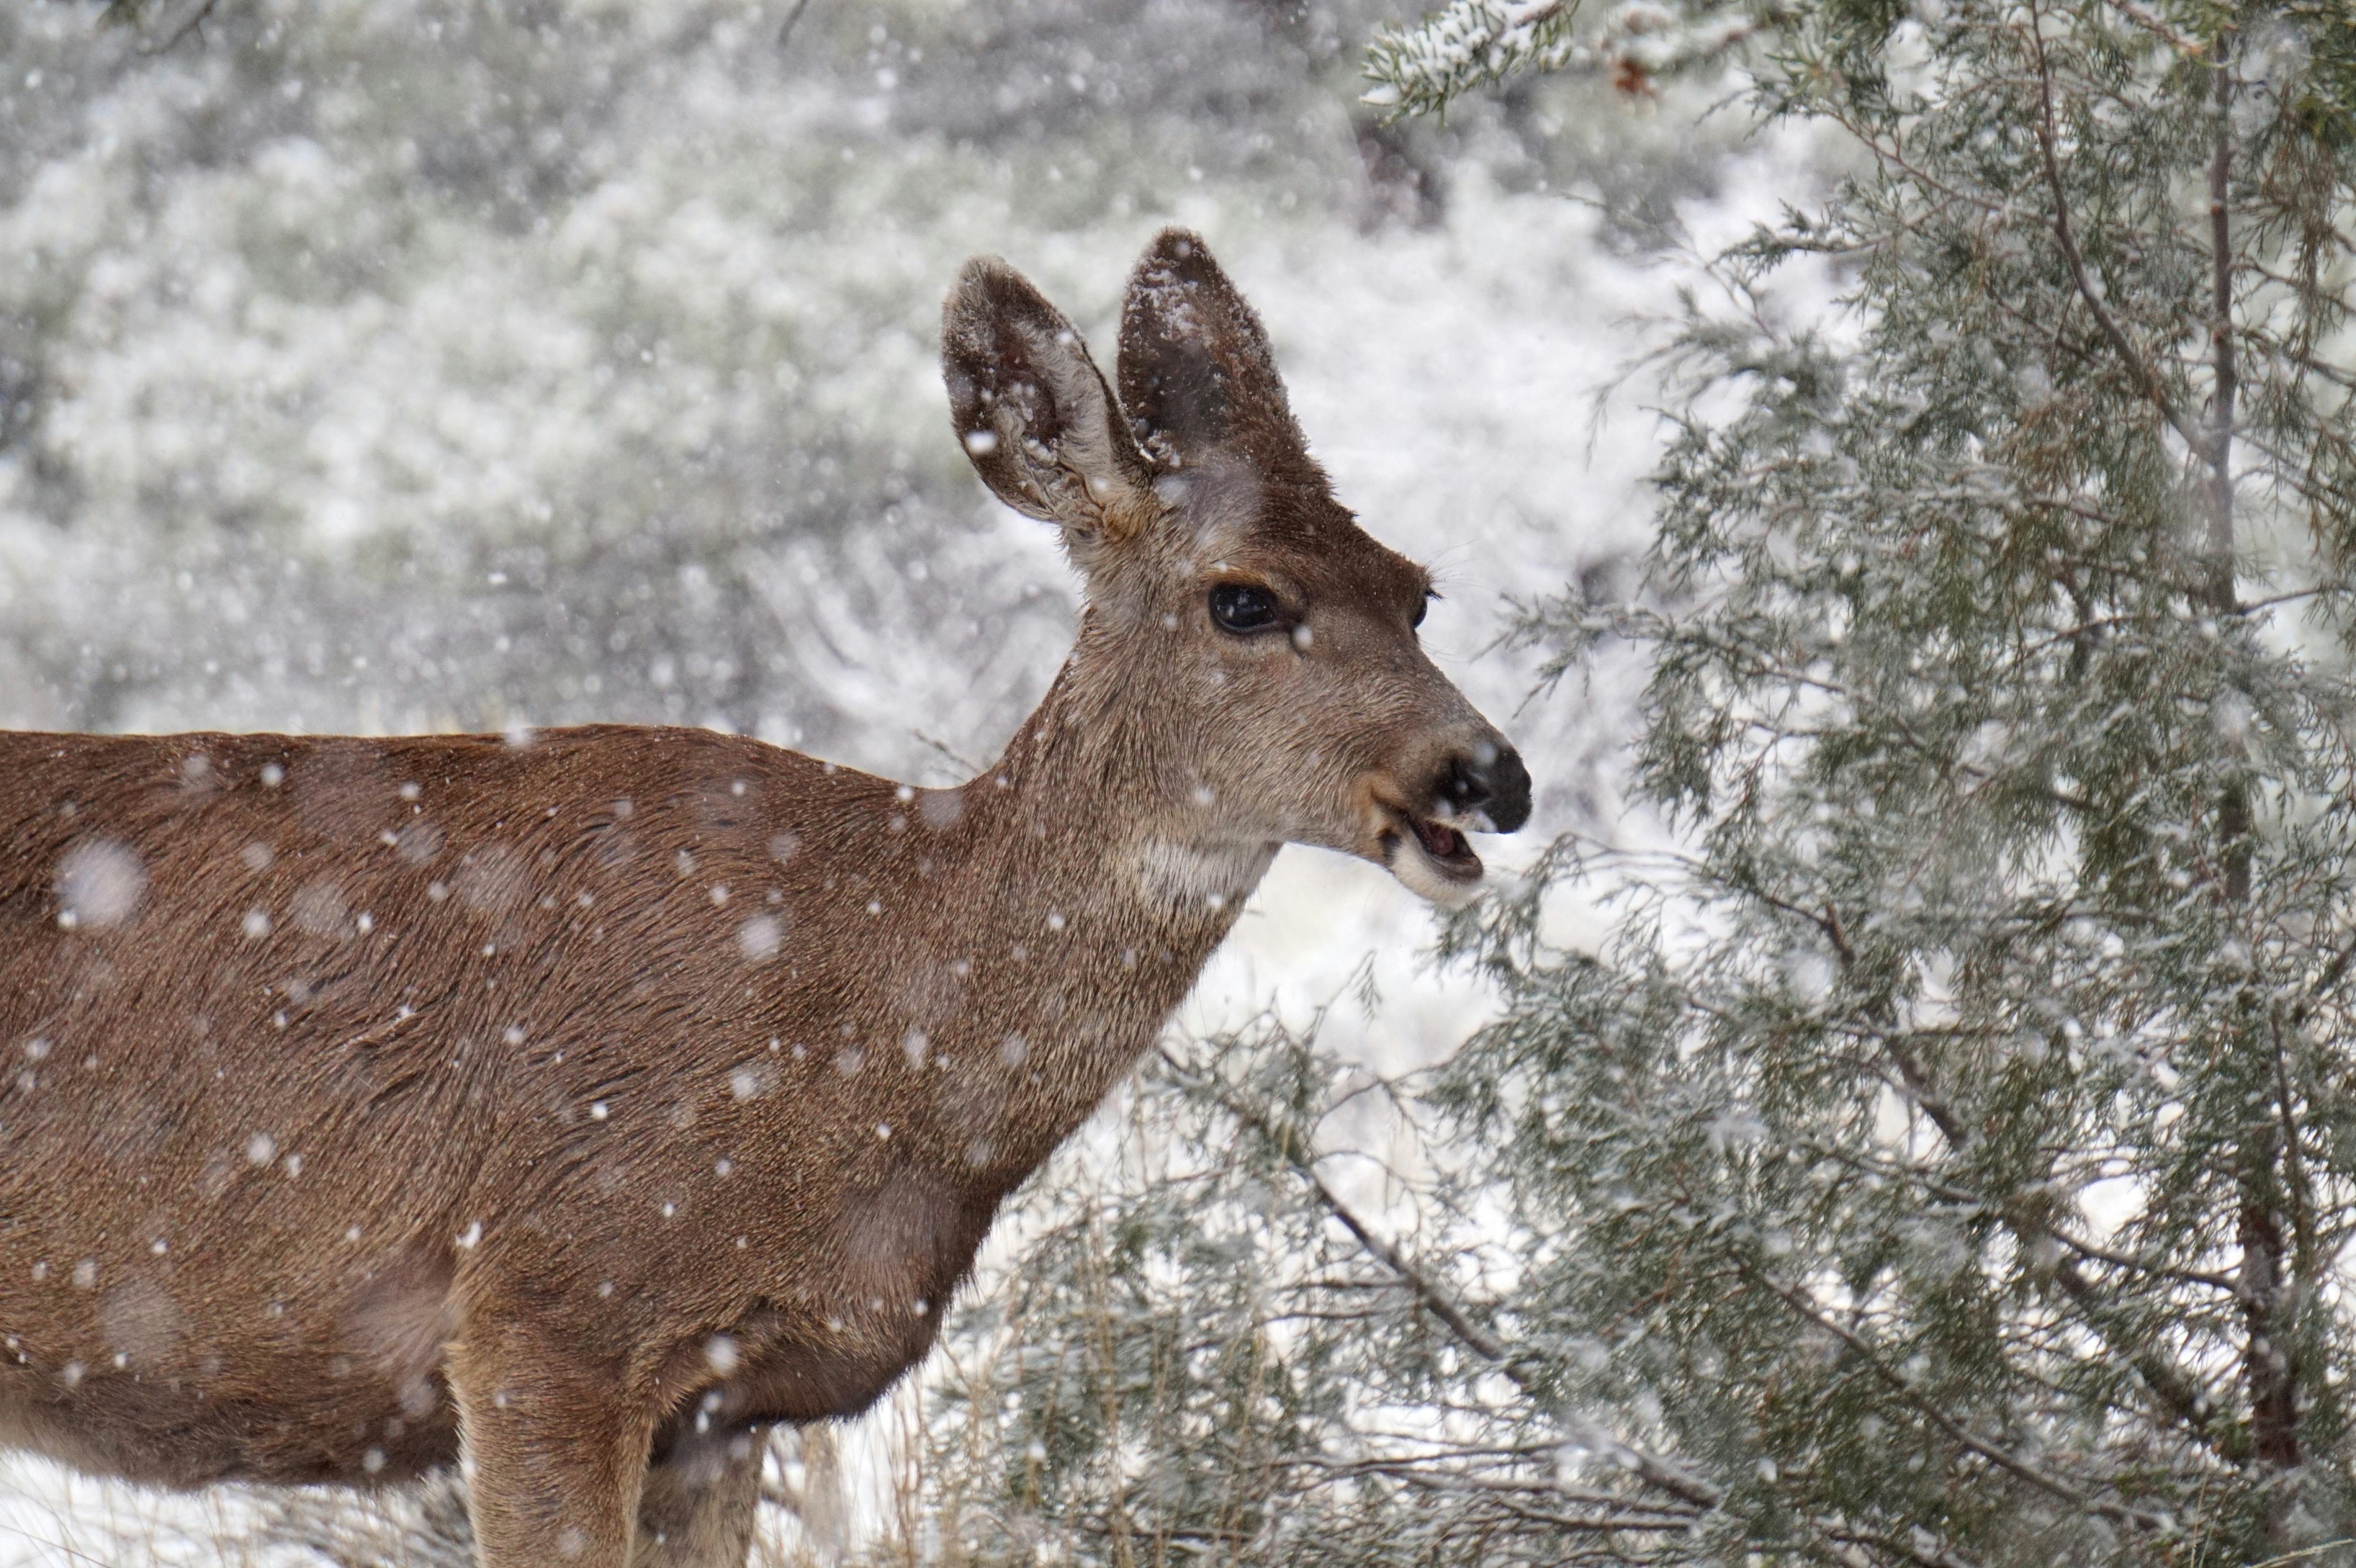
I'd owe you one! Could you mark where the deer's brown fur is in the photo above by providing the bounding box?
[0,231,1528,1566]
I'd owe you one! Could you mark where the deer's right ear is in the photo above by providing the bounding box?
[943,257,1156,545]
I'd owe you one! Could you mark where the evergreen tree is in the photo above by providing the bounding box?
[1400,0,2356,1557]
[904,1,2356,1564]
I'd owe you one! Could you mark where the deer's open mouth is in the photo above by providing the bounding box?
[1379,808,1485,906]
[1408,813,1480,878]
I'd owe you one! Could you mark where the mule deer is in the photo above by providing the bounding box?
[0,230,1529,1566]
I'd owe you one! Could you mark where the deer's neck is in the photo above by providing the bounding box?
[927,626,1272,1169]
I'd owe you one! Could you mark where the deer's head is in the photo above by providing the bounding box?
[942,229,1529,909]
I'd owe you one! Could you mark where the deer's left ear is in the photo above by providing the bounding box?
[943,256,1159,548]
[1118,229,1318,485]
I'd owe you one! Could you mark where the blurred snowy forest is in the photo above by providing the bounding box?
[0,0,1752,765]
[0,1,1810,1562]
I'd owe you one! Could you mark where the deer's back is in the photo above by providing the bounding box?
[0,725,906,1486]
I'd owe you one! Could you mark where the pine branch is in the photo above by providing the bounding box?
[1161,1047,2015,1568]
[2023,0,2204,456]
[1363,0,1583,121]
[1790,1135,2243,1293]
[1742,1265,2179,1534]
[2101,0,2203,54]
[1362,0,1791,122]
[1156,1051,1511,1355]
[1827,922,2248,1464]
[1157,1046,1727,1511]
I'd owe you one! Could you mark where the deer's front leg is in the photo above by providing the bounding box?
[632,1424,767,1568]
[448,1320,655,1567]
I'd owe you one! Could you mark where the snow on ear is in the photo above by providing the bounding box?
[1116,228,1317,481]
[942,256,1155,544]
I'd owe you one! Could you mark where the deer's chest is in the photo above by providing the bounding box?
[714,1305,951,1426]
[703,1167,992,1425]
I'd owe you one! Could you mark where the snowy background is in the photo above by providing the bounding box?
[0,0,1833,1559]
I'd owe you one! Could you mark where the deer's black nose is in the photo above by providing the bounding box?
[1439,742,1532,834]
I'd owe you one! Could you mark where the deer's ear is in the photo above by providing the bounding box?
[1117,229,1316,480]
[943,256,1156,541]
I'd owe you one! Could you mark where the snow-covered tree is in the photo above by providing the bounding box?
[1398,0,2356,1559]
[906,2,2356,1564]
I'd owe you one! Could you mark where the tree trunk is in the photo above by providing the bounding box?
[2203,17,2301,1506]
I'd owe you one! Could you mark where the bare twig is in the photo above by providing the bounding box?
[911,729,984,775]
[776,0,814,52]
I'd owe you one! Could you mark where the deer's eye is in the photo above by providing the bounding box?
[1209,584,1283,635]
